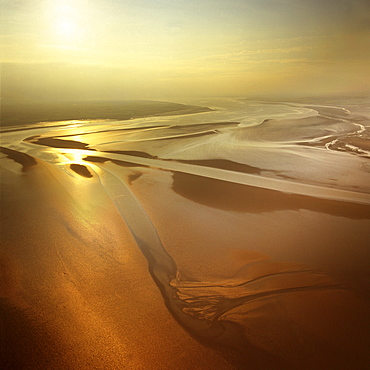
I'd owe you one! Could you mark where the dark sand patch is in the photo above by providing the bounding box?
[177,159,262,175]
[103,150,157,159]
[27,137,92,150]
[83,156,110,164]
[70,164,93,178]
[83,155,147,168]
[151,131,215,141]
[52,125,171,138]
[0,147,37,171]
[172,172,370,219]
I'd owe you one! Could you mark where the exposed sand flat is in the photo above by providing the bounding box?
[0,146,37,171]
[0,159,233,369]
[124,167,370,369]
[1,98,370,369]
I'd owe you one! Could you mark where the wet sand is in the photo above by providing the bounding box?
[0,159,233,369]
[172,171,370,219]
[0,146,37,171]
[1,98,370,369]
[127,167,370,369]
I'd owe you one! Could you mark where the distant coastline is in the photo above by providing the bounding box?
[0,100,213,127]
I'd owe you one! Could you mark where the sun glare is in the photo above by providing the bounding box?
[57,19,77,37]
[51,2,85,43]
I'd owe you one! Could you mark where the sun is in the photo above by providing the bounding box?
[57,19,77,37]
[51,3,85,43]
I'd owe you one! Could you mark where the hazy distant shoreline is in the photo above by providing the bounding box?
[0,100,213,127]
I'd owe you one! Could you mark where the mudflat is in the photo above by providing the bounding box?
[1,98,369,369]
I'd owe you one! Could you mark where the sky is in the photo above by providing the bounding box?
[1,0,370,102]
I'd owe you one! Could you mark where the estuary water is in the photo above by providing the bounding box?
[1,98,370,369]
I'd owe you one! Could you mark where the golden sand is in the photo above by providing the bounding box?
[1,99,370,369]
